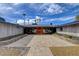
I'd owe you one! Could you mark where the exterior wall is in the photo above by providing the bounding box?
[0,23,23,38]
[57,25,79,37]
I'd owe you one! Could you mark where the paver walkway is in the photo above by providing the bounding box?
[2,34,77,56]
[26,34,77,56]
[27,35,76,47]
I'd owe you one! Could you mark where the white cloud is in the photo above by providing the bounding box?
[13,10,25,15]
[17,19,24,23]
[0,4,13,10]
[0,6,13,10]
[12,3,20,6]
[17,19,28,25]
[43,19,55,22]
[6,7,13,10]
[47,4,63,14]
[0,4,14,15]
[17,16,43,25]
[36,16,40,19]
[43,16,75,22]
[29,3,43,10]
[56,16,75,21]
[17,19,35,25]
[28,3,63,15]
[36,3,63,15]
[29,19,35,23]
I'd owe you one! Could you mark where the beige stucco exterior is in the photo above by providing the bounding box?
[0,23,24,38]
[57,24,79,37]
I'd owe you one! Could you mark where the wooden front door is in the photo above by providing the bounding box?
[36,27,43,34]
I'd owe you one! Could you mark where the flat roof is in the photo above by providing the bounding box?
[24,25,55,27]
[0,22,24,27]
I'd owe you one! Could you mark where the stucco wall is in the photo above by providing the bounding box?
[0,23,24,38]
[57,25,79,37]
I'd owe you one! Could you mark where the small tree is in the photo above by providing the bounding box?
[76,15,79,21]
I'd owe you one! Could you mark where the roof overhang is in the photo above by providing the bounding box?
[24,25,55,28]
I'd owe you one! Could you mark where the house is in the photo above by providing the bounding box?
[0,21,24,39]
[56,21,79,37]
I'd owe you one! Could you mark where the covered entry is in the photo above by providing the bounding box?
[24,26,56,34]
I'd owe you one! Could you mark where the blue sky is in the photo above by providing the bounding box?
[0,3,79,25]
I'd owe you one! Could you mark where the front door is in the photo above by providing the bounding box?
[36,27,43,34]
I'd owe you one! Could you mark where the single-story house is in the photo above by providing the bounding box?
[0,21,24,39]
[56,21,79,37]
